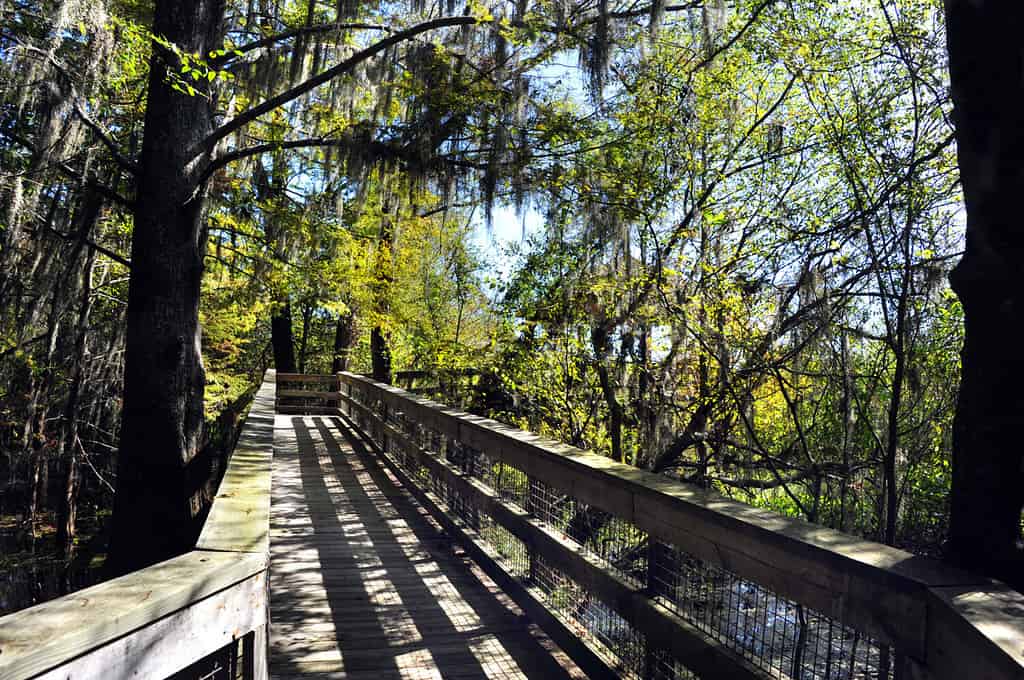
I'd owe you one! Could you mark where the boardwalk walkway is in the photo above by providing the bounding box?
[269,414,584,680]
[2,371,1022,680]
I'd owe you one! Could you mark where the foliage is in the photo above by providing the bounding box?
[0,0,974,578]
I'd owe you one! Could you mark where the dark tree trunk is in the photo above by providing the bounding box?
[259,151,296,376]
[25,227,81,531]
[944,1,1024,589]
[371,211,393,383]
[107,0,225,575]
[591,321,624,463]
[332,310,353,373]
[271,299,297,373]
[298,300,313,373]
[371,326,391,383]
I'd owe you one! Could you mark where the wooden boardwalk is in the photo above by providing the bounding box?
[269,414,585,680]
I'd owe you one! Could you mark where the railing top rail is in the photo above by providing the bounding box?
[198,369,276,554]
[0,369,278,680]
[337,370,1024,679]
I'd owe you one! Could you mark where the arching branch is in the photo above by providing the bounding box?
[202,16,482,154]
[215,23,391,66]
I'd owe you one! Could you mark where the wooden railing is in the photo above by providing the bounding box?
[276,371,340,414]
[315,371,1023,680]
[0,370,277,680]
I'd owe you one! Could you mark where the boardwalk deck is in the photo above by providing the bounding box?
[270,414,585,680]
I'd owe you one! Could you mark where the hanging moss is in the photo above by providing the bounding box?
[581,0,611,102]
[702,0,727,53]
[336,0,358,20]
[649,0,666,40]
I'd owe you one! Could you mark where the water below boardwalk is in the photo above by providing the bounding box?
[0,518,105,616]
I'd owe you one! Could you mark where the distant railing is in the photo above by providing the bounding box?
[306,371,1022,680]
[0,370,277,680]
[276,371,340,413]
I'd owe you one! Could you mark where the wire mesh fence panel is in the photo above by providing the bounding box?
[648,540,896,680]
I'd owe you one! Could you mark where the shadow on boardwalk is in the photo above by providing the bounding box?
[269,414,583,679]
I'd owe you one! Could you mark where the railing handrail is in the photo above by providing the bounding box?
[0,370,277,680]
[334,370,1024,680]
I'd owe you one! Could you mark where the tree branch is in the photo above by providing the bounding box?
[216,23,391,66]
[47,225,131,268]
[71,100,139,176]
[1,129,133,207]
[688,0,779,73]
[203,16,481,154]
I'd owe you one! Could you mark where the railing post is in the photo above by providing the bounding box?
[526,475,542,584]
[241,622,268,680]
[643,539,661,679]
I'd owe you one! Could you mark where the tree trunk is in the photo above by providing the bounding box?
[107,0,225,575]
[57,249,96,558]
[371,210,393,383]
[591,321,624,463]
[944,1,1024,589]
[298,300,313,373]
[24,228,80,532]
[332,310,354,373]
[271,298,297,373]
[371,326,391,383]
[56,191,102,558]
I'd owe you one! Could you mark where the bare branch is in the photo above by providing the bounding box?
[70,100,139,176]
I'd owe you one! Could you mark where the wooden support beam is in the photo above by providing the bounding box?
[275,373,338,383]
[275,404,340,415]
[198,374,276,554]
[275,389,340,399]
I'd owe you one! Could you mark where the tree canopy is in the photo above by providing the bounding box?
[0,0,1020,592]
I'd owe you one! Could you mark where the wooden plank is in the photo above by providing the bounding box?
[0,550,267,680]
[277,373,338,383]
[924,584,1024,680]
[248,621,270,680]
[276,389,341,399]
[337,372,1024,674]
[35,571,266,680]
[394,370,432,380]
[197,371,276,554]
[276,405,341,415]
[269,414,584,680]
